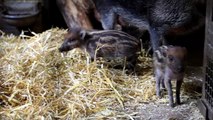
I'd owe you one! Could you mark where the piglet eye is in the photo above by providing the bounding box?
[67,41,71,44]
[67,39,74,45]
[168,55,174,62]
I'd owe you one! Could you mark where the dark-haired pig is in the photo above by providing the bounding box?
[59,28,141,70]
[153,46,187,107]
[92,0,204,51]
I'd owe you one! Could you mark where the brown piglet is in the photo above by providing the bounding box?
[153,45,187,107]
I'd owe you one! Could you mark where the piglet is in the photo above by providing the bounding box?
[153,45,187,107]
[59,28,141,70]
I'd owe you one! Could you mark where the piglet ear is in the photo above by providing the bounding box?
[79,30,87,39]
[80,30,91,40]
[64,31,72,39]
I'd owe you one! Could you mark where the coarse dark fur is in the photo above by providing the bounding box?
[59,28,141,70]
[92,0,204,51]
[153,45,187,107]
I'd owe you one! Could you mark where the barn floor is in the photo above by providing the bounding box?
[137,67,204,120]
[124,67,204,120]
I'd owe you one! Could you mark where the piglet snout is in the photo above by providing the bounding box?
[58,45,69,52]
[59,42,71,52]
[176,65,185,73]
[58,47,64,52]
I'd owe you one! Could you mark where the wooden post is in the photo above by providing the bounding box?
[56,0,93,30]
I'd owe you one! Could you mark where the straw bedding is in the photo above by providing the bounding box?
[0,28,203,119]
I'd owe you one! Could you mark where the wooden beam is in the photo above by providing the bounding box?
[56,0,93,29]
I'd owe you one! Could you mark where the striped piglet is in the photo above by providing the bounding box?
[59,28,141,70]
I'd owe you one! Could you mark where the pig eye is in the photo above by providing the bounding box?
[168,55,174,62]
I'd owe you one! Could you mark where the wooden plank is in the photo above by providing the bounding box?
[56,0,93,29]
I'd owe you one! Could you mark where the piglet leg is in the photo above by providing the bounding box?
[165,78,174,107]
[161,78,165,89]
[155,70,162,97]
[176,79,183,105]
[126,56,137,72]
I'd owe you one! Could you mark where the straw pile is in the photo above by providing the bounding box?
[0,28,157,119]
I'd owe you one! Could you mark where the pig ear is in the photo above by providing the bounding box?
[79,30,86,39]
[79,30,91,40]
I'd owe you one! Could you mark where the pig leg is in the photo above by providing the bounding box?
[100,11,117,30]
[161,35,168,45]
[148,27,161,51]
[165,78,174,107]
[149,25,170,50]
[176,79,183,105]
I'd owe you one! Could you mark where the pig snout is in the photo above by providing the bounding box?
[59,42,71,52]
